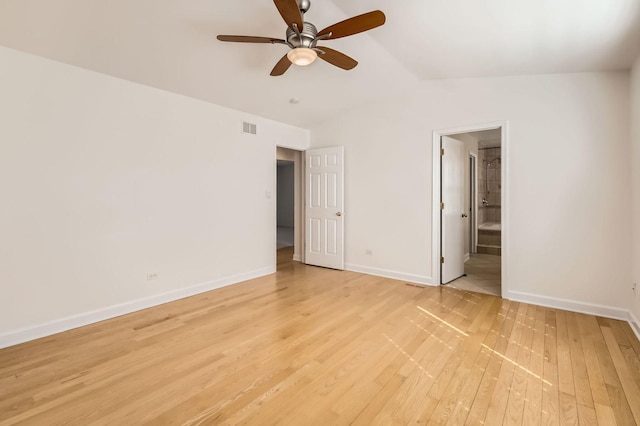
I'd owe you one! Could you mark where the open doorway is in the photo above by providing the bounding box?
[276,147,303,269]
[433,124,507,297]
[277,160,294,249]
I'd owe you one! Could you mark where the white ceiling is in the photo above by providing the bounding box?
[1,0,639,128]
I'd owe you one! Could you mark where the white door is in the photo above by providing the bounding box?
[305,147,344,270]
[441,136,465,284]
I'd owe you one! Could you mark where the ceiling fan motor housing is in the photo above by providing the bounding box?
[286,22,318,48]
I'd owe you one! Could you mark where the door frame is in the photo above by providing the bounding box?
[469,152,478,257]
[275,146,305,264]
[431,121,509,297]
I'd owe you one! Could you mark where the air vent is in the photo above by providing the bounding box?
[242,121,257,135]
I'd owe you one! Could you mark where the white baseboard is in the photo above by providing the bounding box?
[507,290,629,321]
[629,311,640,342]
[0,266,274,349]
[292,254,302,262]
[345,263,434,286]
[464,253,470,262]
[4,268,636,350]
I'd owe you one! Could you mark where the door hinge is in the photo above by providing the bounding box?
[441,148,445,156]
[441,257,445,264]
[441,202,445,210]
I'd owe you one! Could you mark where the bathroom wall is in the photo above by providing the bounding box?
[478,148,502,224]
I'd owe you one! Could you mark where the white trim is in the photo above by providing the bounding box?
[470,152,478,254]
[464,253,470,262]
[500,124,510,298]
[432,137,441,284]
[0,266,274,349]
[292,254,302,262]
[345,263,434,286]
[432,120,509,296]
[508,290,629,321]
[629,311,640,342]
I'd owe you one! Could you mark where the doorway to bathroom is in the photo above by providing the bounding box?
[433,123,507,297]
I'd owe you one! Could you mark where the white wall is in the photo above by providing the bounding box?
[631,55,640,331]
[311,72,631,317]
[0,47,310,347]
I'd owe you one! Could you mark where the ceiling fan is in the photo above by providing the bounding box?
[217,0,386,76]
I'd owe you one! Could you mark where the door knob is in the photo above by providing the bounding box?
[336,212,342,217]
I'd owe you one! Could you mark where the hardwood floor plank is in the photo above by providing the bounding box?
[351,374,406,425]
[594,402,618,425]
[426,298,501,424]
[558,391,579,425]
[606,383,636,426]
[443,298,505,425]
[577,315,611,407]
[465,300,518,425]
[503,303,536,425]
[566,313,594,409]
[601,325,640,424]
[576,403,597,425]
[522,305,545,426]
[556,311,576,397]
[484,302,528,424]
[369,311,464,423]
[541,309,560,426]
[621,321,640,354]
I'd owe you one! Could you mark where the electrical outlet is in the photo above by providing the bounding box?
[147,272,159,281]
[365,249,373,255]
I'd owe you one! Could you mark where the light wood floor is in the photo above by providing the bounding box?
[1,248,640,425]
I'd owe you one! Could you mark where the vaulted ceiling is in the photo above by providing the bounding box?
[1,0,639,127]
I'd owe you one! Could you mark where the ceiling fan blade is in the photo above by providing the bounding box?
[317,46,358,70]
[318,10,386,40]
[270,54,292,76]
[217,35,285,44]
[273,0,303,31]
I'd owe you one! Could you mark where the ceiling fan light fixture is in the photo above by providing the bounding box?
[287,47,317,66]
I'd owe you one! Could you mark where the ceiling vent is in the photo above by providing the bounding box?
[242,121,257,135]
